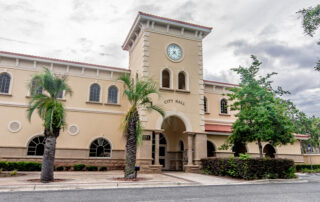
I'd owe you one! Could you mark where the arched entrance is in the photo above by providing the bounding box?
[207,141,216,157]
[263,144,276,158]
[153,115,186,171]
[232,142,247,157]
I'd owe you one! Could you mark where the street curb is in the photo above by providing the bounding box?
[0,178,308,193]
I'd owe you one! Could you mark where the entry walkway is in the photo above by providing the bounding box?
[0,171,307,192]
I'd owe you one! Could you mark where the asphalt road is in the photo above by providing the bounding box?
[1,174,320,202]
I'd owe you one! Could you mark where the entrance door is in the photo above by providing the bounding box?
[152,133,167,169]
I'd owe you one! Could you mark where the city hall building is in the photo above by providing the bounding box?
[0,12,307,172]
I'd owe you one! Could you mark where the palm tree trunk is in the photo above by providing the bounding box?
[40,129,58,183]
[258,138,263,158]
[124,110,138,179]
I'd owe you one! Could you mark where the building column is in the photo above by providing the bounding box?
[194,133,207,165]
[187,133,193,165]
[154,132,160,165]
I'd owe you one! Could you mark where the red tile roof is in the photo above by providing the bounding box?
[0,51,129,72]
[205,124,232,133]
[138,12,213,30]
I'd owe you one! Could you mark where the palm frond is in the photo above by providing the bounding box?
[27,67,71,133]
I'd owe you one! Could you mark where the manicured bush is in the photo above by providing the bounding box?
[0,161,41,171]
[73,164,85,171]
[56,166,64,171]
[65,166,71,171]
[295,164,320,172]
[99,166,107,171]
[86,165,98,171]
[201,157,296,180]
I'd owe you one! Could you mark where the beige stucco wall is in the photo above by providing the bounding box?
[0,58,128,161]
[136,30,204,133]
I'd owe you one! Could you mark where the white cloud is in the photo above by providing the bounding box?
[0,0,319,116]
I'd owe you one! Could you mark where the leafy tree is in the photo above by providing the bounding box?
[225,55,295,158]
[298,4,320,71]
[27,67,72,182]
[285,100,320,153]
[119,74,164,179]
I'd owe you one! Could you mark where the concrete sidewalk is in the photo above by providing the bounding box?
[0,171,308,192]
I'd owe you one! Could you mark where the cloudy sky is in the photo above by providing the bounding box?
[0,0,319,116]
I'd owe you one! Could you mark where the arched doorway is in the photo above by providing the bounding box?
[155,115,186,170]
[263,144,276,158]
[232,142,247,157]
[207,141,216,157]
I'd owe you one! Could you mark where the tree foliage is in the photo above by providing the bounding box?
[27,67,72,133]
[224,55,295,158]
[27,67,72,182]
[119,74,164,179]
[298,4,320,71]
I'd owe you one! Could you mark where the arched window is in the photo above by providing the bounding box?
[89,138,111,157]
[263,144,276,158]
[30,79,43,96]
[178,72,186,90]
[207,141,216,157]
[220,99,228,114]
[0,72,11,94]
[204,96,208,113]
[162,69,170,88]
[27,136,45,156]
[108,85,118,104]
[89,83,100,102]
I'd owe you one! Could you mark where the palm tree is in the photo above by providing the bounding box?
[119,74,164,179]
[27,67,72,183]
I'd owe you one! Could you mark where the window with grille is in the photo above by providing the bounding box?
[220,99,228,114]
[89,83,100,102]
[178,72,186,90]
[27,136,45,156]
[89,138,111,157]
[0,73,11,94]
[108,85,118,104]
[30,80,43,95]
[57,91,64,99]
[204,96,208,113]
[162,69,170,88]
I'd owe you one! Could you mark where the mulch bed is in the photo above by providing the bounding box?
[27,179,70,183]
[114,177,149,182]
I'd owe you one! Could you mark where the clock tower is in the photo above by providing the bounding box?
[122,12,212,171]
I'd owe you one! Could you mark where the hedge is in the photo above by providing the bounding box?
[201,158,296,180]
[296,164,320,172]
[0,161,108,172]
[0,161,41,171]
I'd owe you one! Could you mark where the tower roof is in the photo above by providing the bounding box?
[122,12,212,50]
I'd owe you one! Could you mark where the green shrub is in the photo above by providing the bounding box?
[56,166,64,171]
[99,166,107,171]
[300,168,320,173]
[0,161,41,171]
[65,166,71,171]
[73,164,85,171]
[295,164,320,172]
[239,153,251,160]
[86,165,98,171]
[10,170,18,176]
[201,158,295,180]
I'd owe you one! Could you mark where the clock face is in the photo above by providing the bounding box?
[167,44,183,61]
